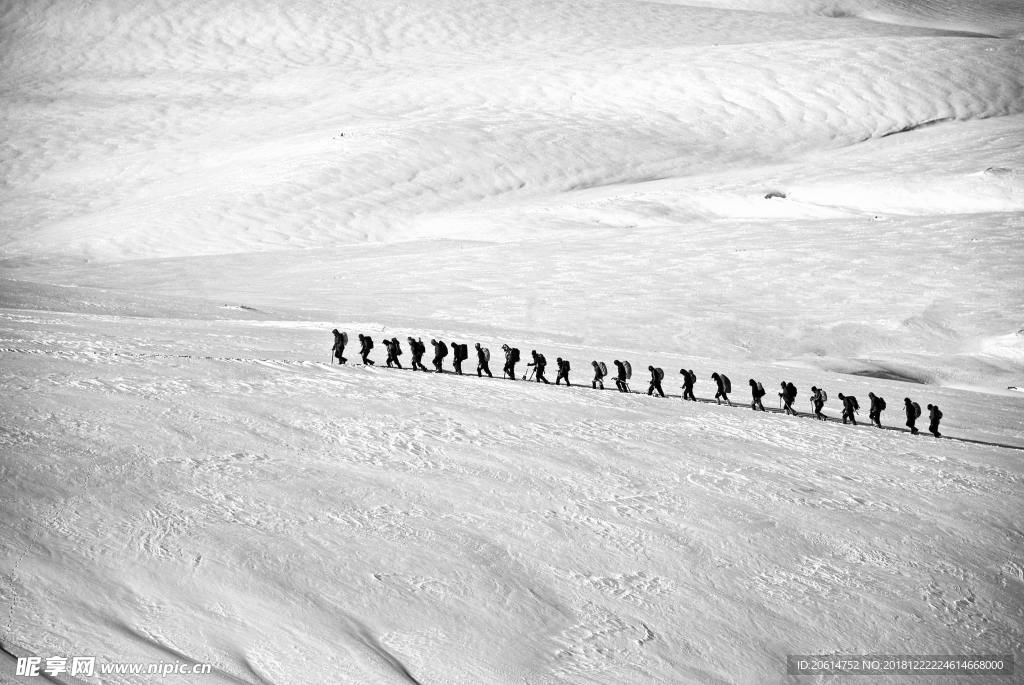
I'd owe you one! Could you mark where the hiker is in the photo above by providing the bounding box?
[528,350,550,383]
[711,372,732,406]
[502,344,520,380]
[780,381,797,415]
[555,358,571,386]
[837,393,859,424]
[331,329,347,365]
[451,342,466,375]
[810,386,827,420]
[647,366,665,397]
[904,397,920,434]
[680,369,696,401]
[748,378,766,411]
[868,392,886,428]
[384,338,403,369]
[927,403,943,437]
[591,361,606,389]
[430,339,448,372]
[408,337,428,371]
[614,360,629,392]
[358,334,375,365]
[475,343,492,378]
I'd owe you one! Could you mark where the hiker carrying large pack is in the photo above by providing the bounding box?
[451,342,467,375]
[475,343,492,378]
[408,337,429,371]
[555,358,571,386]
[680,369,696,401]
[614,360,629,393]
[712,372,732,406]
[838,393,859,425]
[904,397,920,434]
[431,339,448,372]
[749,378,765,411]
[528,350,550,383]
[810,386,827,420]
[502,344,519,380]
[780,381,797,415]
[927,403,943,437]
[868,392,886,428]
[648,366,665,397]
[358,334,375,366]
[384,338,403,369]
[592,361,607,390]
[331,329,348,365]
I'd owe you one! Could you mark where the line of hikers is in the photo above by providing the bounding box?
[331,329,945,437]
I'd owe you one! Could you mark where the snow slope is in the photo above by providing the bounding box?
[2,0,1024,683]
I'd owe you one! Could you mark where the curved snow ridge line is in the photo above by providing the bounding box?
[658,0,1024,38]
[4,13,1024,258]
[0,0,981,78]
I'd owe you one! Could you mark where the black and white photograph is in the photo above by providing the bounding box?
[2,1,1022,682]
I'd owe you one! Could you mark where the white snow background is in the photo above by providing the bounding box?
[1,0,1023,683]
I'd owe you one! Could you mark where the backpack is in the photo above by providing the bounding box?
[850,396,860,411]
[563,359,570,372]
[655,367,664,382]
[537,353,546,366]
[820,389,828,404]
[365,337,374,350]
[623,361,632,379]
[786,382,796,400]
[877,396,886,410]
[722,374,731,393]
[439,341,448,357]
[598,361,607,376]
[459,343,469,361]
[341,331,348,346]
[392,338,401,355]
[755,381,764,397]
[933,408,943,420]
[913,402,922,418]
[511,348,520,363]
[688,370,696,384]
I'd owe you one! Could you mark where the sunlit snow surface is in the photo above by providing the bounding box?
[1,1,1023,683]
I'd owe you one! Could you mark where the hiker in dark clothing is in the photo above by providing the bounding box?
[927,404,943,437]
[837,393,858,424]
[591,361,606,389]
[555,358,571,386]
[408,337,429,371]
[384,338,402,368]
[331,329,347,365]
[711,372,731,406]
[647,366,665,397]
[528,350,550,383]
[780,381,797,415]
[358,334,375,365]
[475,343,492,378]
[868,392,886,428]
[680,369,696,401]
[614,360,629,393]
[430,339,448,372]
[502,344,519,380]
[810,386,827,420]
[450,342,465,375]
[748,378,765,411]
[904,397,920,434]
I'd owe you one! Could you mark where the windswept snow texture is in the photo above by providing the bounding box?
[2,0,1024,683]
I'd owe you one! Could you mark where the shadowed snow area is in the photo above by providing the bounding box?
[2,0,1024,683]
